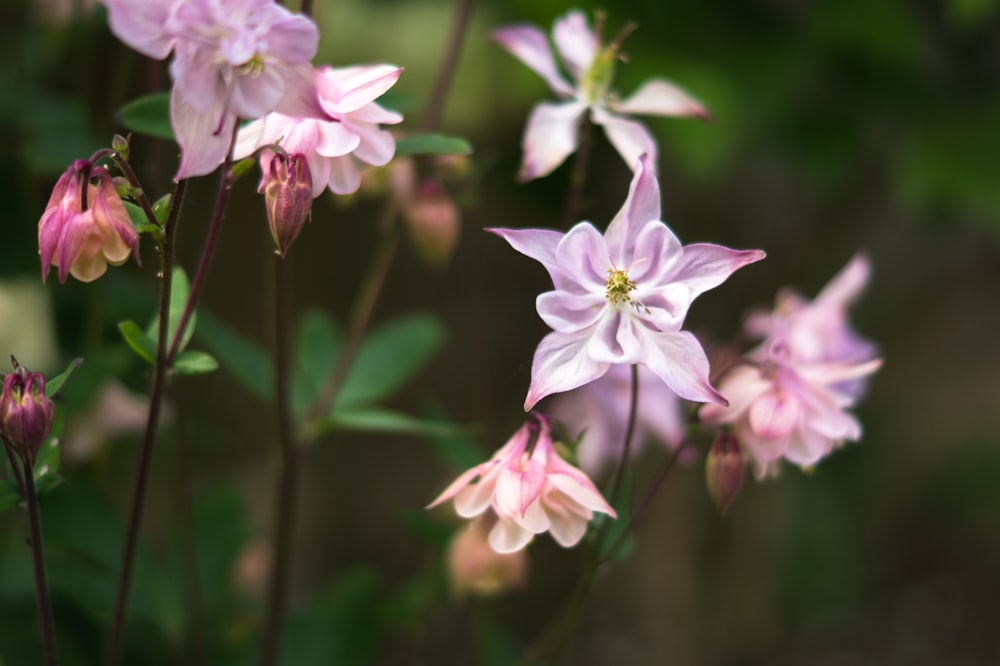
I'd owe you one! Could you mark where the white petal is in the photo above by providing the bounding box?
[669,244,766,302]
[591,108,658,174]
[587,310,642,364]
[518,100,588,181]
[526,330,610,410]
[537,290,606,333]
[488,517,534,554]
[492,25,574,97]
[603,154,661,267]
[552,10,597,80]
[637,329,726,405]
[613,78,709,119]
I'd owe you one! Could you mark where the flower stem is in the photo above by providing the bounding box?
[111,153,159,230]
[606,364,638,507]
[23,458,59,666]
[420,0,476,134]
[257,255,300,666]
[104,177,185,666]
[560,113,593,229]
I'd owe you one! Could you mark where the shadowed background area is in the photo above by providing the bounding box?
[0,0,998,663]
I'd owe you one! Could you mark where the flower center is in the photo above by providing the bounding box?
[605,268,636,304]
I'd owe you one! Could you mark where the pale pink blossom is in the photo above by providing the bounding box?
[234,64,403,196]
[427,415,616,554]
[38,160,140,283]
[489,155,765,411]
[546,364,684,475]
[447,513,527,596]
[100,0,319,179]
[494,10,708,181]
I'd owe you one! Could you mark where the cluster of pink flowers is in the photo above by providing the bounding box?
[701,256,882,477]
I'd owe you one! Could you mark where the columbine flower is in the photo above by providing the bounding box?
[38,160,140,284]
[0,361,55,462]
[234,64,403,196]
[700,256,882,477]
[490,154,765,411]
[101,0,319,179]
[427,415,616,554]
[494,9,708,181]
[546,364,684,475]
[263,153,312,257]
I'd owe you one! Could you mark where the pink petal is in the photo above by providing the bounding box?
[669,244,766,301]
[526,330,610,411]
[426,462,491,510]
[486,227,565,286]
[230,65,285,119]
[612,79,709,119]
[316,64,403,116]
[547,464,615,517]
[536,290,606,333]
[350,125,396,166]
[262,14,320,65]
[816,253,871,309]
[518,100,588,182]
[103,0,176,60]
[326,156,362,195]
[748,390,800,438]
[586,310,642,364]
[700,365,771,425]
[494,464,546,519]
[554,222,611,292]
[346,103,404,125]
[552,10,597,80]
[488,517,534,554]
[637,328,726,405]
[591,107,659,174]
[273,64,326,118]
[627,218,681,285]
[545,508,588,548]
[314,120,360,157]
[603,153,661,267]
[171,85,237,180]
[492,25,574,97]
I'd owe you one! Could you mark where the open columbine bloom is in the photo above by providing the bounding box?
[101,0,319,179]
[701,256,882,477]
[490,155,765,411]
[38,160,140,283]
[494,9,708,181]
[234,64,403,196]
[427,415,616,554]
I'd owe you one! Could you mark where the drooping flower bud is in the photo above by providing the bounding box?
[263,153,312,258]
[403,179,460,268]
[705,431,744,516]
[0,361,55,461]
[447,513,527,597]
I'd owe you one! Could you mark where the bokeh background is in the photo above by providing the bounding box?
[1,0,999,664]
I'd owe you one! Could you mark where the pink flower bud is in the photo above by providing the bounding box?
[404,179,460,268]
[264,153,313,257]
[0,363,55,461]
[705,432,744,515]
[447,513,526,597]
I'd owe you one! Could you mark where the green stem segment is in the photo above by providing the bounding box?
[560,114,594,229]
[23,458,59,666]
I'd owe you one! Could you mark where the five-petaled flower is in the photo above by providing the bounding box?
[234,64,404,197]
[490,154,765,411]
[427,414,616,554]
[38,159,140,284]
[101,0,319,179]
[494,9,709,181]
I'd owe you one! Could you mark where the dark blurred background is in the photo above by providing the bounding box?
[0,0,999,664]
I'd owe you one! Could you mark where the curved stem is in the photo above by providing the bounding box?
[605,364,638,507]
[420,0,476,134]
[111,154,159,230]
[23,459,59,666]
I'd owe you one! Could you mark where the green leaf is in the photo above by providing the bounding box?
[394,134,472,157]
[33,434,61,478]
[322,407,463,438]
[172,350,219,375]
[336,314,446,410]
[195,310,272,401]
[118,320,156,364]
[122,201,160,236]
[117,92,174,141]
[148,267,195,355]
[44,357,83,397]
[292,310,342,414]
[0,481,21,512]
[152,194,171,226]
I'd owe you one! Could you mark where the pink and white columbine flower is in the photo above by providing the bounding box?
[234,64,403,196]
[700,256,882,477]
[427,415,616,554]
[100,0,319,179]
[38,160,140,283]
[494,10,708,181]
[489,154,765,411]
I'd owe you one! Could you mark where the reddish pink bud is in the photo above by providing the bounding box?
[705,431,744,515]
[404,179,459,267]
[0,363,55,461]
[264,153,313,257]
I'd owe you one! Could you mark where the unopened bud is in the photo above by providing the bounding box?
[0,360,55,461]
[404,179,459,268]
[448,513,526,597]
[706,431,744,516]
[112,134,130,161]
[264,154,313,257]
[112,176,133,199]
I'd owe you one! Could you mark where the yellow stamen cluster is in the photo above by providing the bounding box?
[605,268,637,304]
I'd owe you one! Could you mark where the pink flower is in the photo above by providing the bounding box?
[100,0,319,179]
[494,10,708,181]
[427,415,616,554]
[38,160,140,284]
[447,513,527,597]
[489,155,765,411]
[546,364,684,475]
[233,64,403,196]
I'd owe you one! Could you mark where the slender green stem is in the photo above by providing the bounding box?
[605,364,639,507]
[257,256,300,666]
[5,443,26,497]
[560,114,594,229]
[110,153,159,230]
[420,0,476,134]
[174,397,208,666]
[23,458,58,666]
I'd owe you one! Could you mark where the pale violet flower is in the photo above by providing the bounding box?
[494,9,708,181]
[427,415,616,554]
[489,155,765,411]
[234,64,403,196]
[101,0,319,179]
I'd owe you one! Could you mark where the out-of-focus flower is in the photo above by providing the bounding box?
[427,414,615,554]
[62,381,163,463]
[489,155,764,410]
[0,361,55,462]
[447,513,527,597]
[38,160,140,284]
[494,10,708,181]
[705,431,744,515]
[234,64,403,196]
[263,153,312,257]
[546,364,684,475]
[100,0,319,179]
[701,256,882,477]
[403,179,460,267]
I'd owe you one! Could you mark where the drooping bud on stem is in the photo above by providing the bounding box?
[264,153,313,258]
[705,431,744,516]
[403,179,460,268]
[0,358,55,462]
